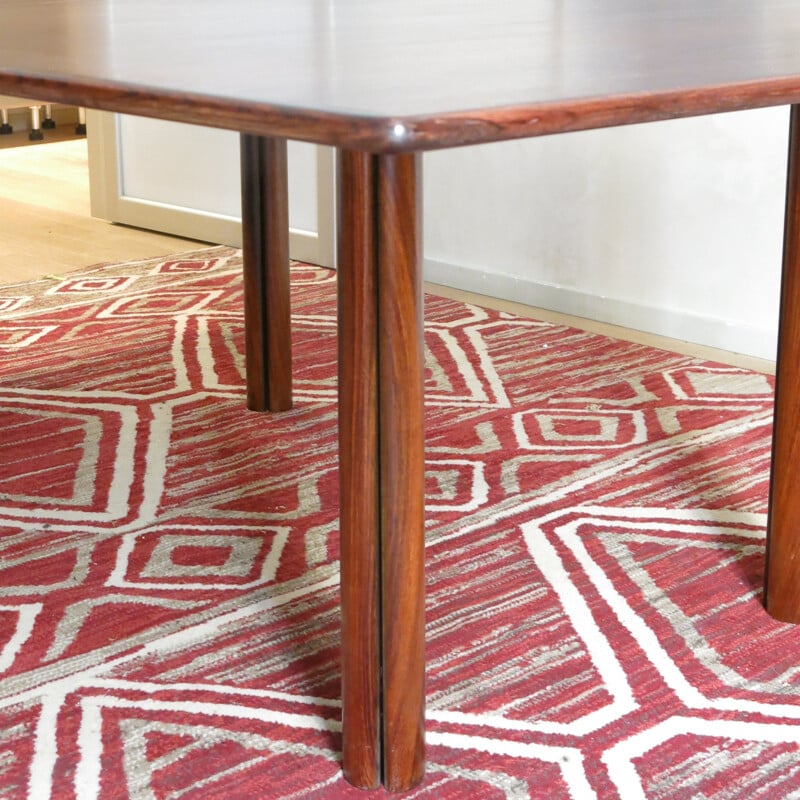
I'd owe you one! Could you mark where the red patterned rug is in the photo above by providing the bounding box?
[0,247,794,799]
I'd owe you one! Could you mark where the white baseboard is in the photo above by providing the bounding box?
[424,257,778,362]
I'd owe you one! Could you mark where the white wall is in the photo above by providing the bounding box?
[424,107,789,360]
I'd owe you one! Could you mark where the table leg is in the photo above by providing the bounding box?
[765,104,800,622]
[338,150,426,792]
[239,134,292,412]
[338,149,382,789]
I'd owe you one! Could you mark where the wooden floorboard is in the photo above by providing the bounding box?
[0,137,205,283]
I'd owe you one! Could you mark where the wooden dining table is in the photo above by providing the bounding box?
[3,0,800,792]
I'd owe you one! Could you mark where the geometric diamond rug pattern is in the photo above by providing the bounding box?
[0,247,795,799]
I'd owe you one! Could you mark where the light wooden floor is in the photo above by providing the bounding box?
[0,136,205,282]
[0,136,774,374]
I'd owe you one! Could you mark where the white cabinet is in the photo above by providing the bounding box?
[87,111,335,267]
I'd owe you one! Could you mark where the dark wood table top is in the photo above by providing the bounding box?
[1,0,800,151]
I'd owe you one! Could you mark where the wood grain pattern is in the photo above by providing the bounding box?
[765,104,800,623]
[377,153,426,792]
[239,134,292,412]
[2,1,800,152]
[337,151,425,791]
[337,150,381,789]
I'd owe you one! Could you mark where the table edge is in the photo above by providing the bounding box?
[2,71,800,152]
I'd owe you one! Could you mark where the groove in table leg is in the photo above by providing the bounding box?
[377,152,426,792]
[337,149,382,789]
[239,133,292,412]
[766,104,800,623]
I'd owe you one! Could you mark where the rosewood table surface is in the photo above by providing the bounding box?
[3,0,800,793]
[1,0,800,151]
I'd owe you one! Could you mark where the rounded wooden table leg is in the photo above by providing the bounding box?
[377,152,426,792]
[338,149,382,789]
[336,149,426,792]
[240,134,292,412]
[766,104,800,623]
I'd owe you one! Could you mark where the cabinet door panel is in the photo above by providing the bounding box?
[87,111,334,267]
